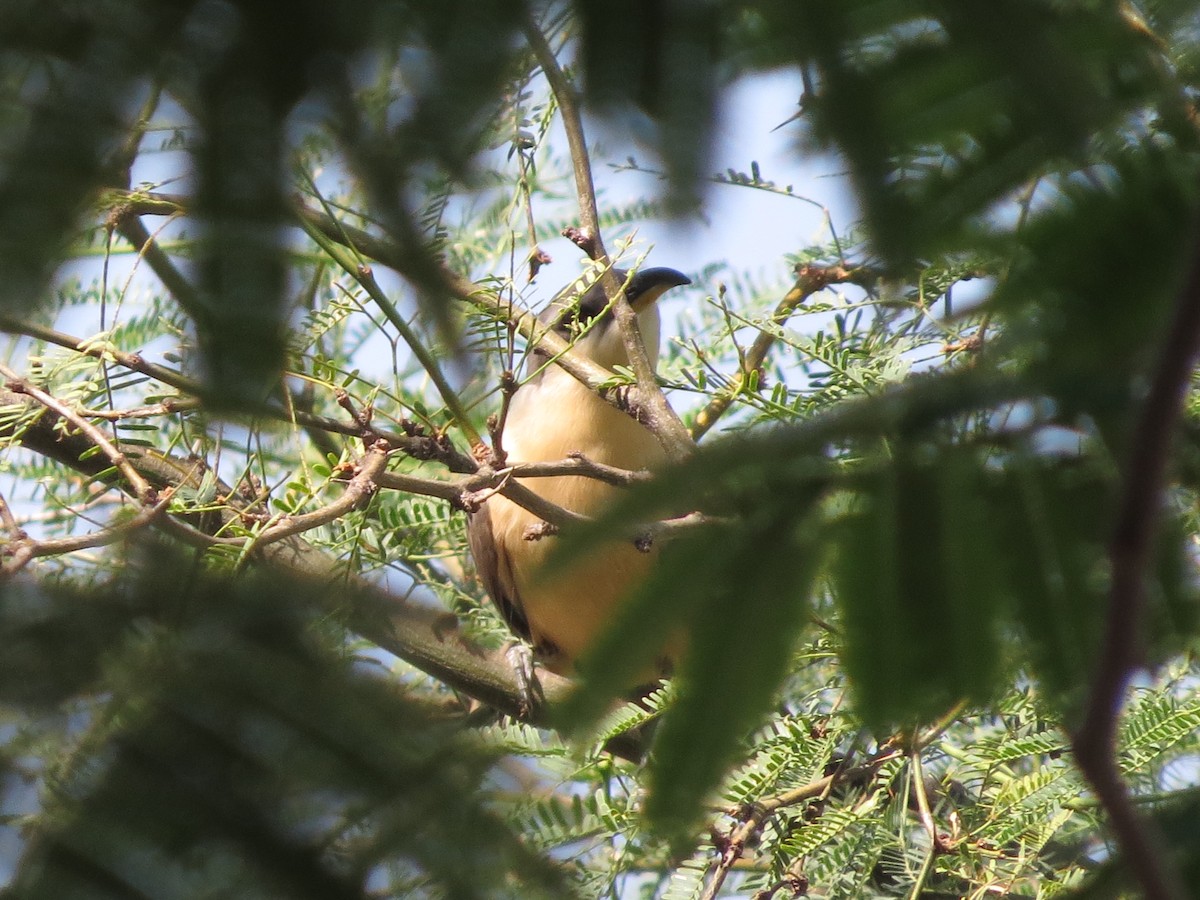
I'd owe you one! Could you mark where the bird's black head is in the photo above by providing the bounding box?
[550,266,691,332]
[530,266,691,371]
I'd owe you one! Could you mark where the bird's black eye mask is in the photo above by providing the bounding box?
[548,280,613,336]
[544,266,692,338]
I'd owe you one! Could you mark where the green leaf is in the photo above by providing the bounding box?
[791,0,1171,261]
[10,549,571,899]
[831,446,1006,729]
[645,512,824,840]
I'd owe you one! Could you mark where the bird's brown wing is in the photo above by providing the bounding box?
[466,505,531,642]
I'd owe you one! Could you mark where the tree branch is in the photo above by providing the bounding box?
[1069,230,1200,900]
[690,264,863,440]
[1,364,155,503]
[2,495,171,576]
[0,386,654,758]
[522,15,694,462]
[207,443,389,547]
[700,746,904,900]
[298,214,483,448]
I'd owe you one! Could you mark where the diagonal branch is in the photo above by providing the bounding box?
[0,386,650,758]
[522,15,694,462]
[1,364,155,504]
[208,443,390,548]
[1069,231,1200,900]
[690,264,863,440]
[2,496,171,576]
[699,746,905,900]
[298,211,484,449]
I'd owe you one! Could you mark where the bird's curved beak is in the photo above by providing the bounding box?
[626,267,692,312]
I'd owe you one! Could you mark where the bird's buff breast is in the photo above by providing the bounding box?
[489,374,665,671]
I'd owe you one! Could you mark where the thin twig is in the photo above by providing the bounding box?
[380,461,710,540]
[0,316,200,396]
[111,210,203,321]
[0,490,24,540]
[1069,230,1200,900]
[298,211,484,449]
[76,399,200,420]
[612,157,846,263]
[505,453,652,486]
[691,264,862,440]
[210,443,389,547]
[2,494,172,576]
[636,511,723,545]
[0,364,155,503]
[909,746,953,854]
[522,14,694,462]
[522,18,603,256]
[109,83,164,188]
[699,746,905,900]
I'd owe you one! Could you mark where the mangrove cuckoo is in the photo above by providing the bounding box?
[467,266,691,675]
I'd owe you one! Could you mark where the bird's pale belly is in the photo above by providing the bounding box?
[489,379,665,672]
[487,478,657,672]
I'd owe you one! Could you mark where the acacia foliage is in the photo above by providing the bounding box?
[0,1,1199,897]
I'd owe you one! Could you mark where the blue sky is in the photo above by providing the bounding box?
[531,69,859,311]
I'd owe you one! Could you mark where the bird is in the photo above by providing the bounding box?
[467,266,691,676]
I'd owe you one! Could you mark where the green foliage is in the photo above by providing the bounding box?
[1,0,1200,897]
[831,445,1006,728]
[3,551,568,899]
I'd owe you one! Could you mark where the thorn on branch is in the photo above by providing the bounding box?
[562,225,598,259]
[471,442,496,468]
[528,246,551,281]
[522,521,558,541]
[400,431,461,466]
[335,389,373,431]
[459,468,511,513]
[709,824,732,857]
[944,334,984,354]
